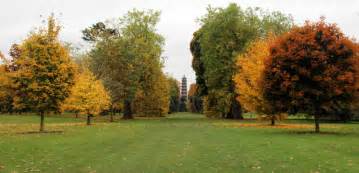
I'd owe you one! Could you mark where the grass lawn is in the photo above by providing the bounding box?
[0,112,358,173]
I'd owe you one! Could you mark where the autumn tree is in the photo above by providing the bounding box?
[0,71,13,113]
[0,46,24,113]
[0,62,13,113]
[191,3,293,119]
[234,37,286,125]
[263,18,359,132]
[63,68,111,125]
[187,84,203,113]
[12,15,76,131]
[84,9,167,118]
[167,76,180,113]
[0,53,10,113]
[133,73,169,117]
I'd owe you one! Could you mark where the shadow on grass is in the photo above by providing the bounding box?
[272,130,358,136]
[17,130,64,135]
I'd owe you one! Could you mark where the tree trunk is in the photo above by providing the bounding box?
[123,100,133,119]
[39,111,45,132]
[227,96,243,119]
[110,110,114,122]
[87,115,92,125]
[271,115,275,126]
[314,115,320,133]
[75,112,79,118]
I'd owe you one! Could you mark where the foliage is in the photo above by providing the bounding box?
[352,51,359,119]
[192,3,293,119]
[133,73,169,117]
[12,15,76,131]
[187,84,203,113]
[84,9,166,118]
[190,31,207,96]
[82,22,119,42]
[167,76,180,113]
[263,18,359,132]
[234,37,286,125]
[0,45,24,113]
[0,64,13,113]
[62,68,111,124]
[234,38,271,114]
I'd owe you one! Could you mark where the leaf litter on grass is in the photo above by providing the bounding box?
[213,122,339,129]
[0,122,90,135]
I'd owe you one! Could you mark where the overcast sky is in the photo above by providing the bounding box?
[1,0,358,84]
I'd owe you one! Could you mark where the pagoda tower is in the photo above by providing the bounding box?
[179,75,187,112]
[180,75,187,99]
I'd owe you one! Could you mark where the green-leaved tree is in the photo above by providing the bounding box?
[191,3,293,119]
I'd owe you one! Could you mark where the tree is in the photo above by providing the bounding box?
[84,9,166,118]
[187,84,203,113]
[82,22,119,42]
[0,45,26,114]
[192,3,293,119]
[133,73,169,117]
[0,64,13,113]
[0,53,12,113]
[12,15,76,131]
[167,76,180,113]
[62,68,111,125]
[190,31,207,96]
[263,18,359,132]
[8,44,22,71]
[234,37,285,125]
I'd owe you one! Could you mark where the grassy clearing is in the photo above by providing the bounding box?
[0,113,358,173]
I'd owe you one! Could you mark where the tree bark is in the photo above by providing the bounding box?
[314,115,320,133]
[110,109,114,122]
[87,115,92,125]
[227,96,243,119]
[123,99,133,119]
[271,115,275,126]
[39,111,45,132]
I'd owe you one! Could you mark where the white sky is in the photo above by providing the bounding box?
[1,0,358,85]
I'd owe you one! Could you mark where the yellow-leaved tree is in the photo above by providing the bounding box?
[234,37,285,125]
[63,68,111,125]
[12,15,76,131]
[133,73,170,117]
[0,54,13,113]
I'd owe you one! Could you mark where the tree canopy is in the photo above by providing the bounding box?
[84,9,168,118]
[263,18,359,132]
[191,3,293,119]
[62,68,111,125]
[11,15,76,131]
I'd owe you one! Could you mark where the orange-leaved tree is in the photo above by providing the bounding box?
[263,18,359,132]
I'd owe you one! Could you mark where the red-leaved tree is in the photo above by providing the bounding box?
[263,18,359,133]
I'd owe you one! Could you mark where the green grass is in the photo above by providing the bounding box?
[0,113,358,173]
[0,113,83,124]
